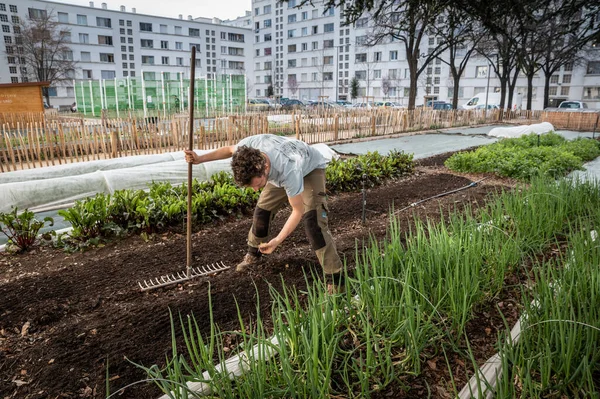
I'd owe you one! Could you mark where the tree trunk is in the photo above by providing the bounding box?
[526,73,535,110]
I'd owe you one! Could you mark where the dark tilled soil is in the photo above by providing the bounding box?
[0,161,520,399]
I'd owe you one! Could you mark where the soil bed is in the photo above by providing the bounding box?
[1,157,521,398]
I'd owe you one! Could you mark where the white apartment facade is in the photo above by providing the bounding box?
[0,0,254,107]
[250,0,600,109]
[0,0,598,109]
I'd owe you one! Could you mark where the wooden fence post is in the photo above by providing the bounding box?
[334,114,339,141]
[110,130,118,158]
[371,115,376,136]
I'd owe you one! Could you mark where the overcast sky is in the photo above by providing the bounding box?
[57,0,252,21]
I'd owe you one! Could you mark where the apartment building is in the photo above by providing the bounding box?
[250,0,599,109]
[0,0,598,109]
[0,0,253,107]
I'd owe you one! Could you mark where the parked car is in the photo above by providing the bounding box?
[432,102,453,110]
[376,101,404,109]
[351,102,374,109]
[281,99,307,110]
[247,98,271,111]
[558,101,588,110]
[475,104,500,110]
[336,100,352,107]
[426,100,449,108]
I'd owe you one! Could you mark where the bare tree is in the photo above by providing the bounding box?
[435,6,484,109]
[287,75,299,98]
[361,0,451,109]
[381,76,391,99]
[354,50,380,100]
[12,9,77,106]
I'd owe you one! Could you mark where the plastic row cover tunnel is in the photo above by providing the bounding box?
[0,144,338,214]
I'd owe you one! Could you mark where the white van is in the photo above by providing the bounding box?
[462,92,523,110]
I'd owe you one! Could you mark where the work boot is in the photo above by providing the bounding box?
[326,272,346,295]
[235,253,262,272]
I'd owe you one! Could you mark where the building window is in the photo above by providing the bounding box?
[550,75,559,83]
[141,39,153,48]
[189,28,200,37]
[374,52,382,62]
[11,77,18,83]
[374,70,381,79]
[28,8,47,19]
[0,15,7,22]
[99,53,114,62]
[98,35,113,45]
[96,17,111,28]
[161,40,168,49]
[356,36,367,45]
[81,52,91,63]
[101,70,116,79]
[288,14,296,23]
[9,5,17,13]
[175,26,182,34]
[355,70,366,80]
[162,56,169,65]
[475,66,488,78]
[139,22,152,32]
[160,24,167,33]
[560,86,570,96]
[324,39,333,48]
[586,61,600,75]
[288,59,296,67]
[323,55,333,65]
[2,25,9,33]
[564,62,573,72]
[288,44,296,53]
[176,57,183,65]
[57,12,68,23]
[0,4,5,11]
[83,69,92,79]
[355,53,367,62]
[583,86,600,100]
[389,51,398,61]
[141,55,155,64]
[324,23,334,32]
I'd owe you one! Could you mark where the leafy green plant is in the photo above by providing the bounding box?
[0,207,54,252]
[445,133,600,180]
[326,150,414,193]
[58,193,111,241]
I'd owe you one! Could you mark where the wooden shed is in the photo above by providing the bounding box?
[0,81,50,113]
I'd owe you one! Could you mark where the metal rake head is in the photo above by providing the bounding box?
[138,261,230,291]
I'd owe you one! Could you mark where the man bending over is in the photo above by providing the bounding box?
[185,134,344,292]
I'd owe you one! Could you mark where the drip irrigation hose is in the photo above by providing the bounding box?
[394,177,488,215]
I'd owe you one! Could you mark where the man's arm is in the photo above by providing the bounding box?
[258,194,304,254]
[184,145,236,164]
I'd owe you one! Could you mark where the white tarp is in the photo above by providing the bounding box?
[488,122,555,138]
[0,145,339,213]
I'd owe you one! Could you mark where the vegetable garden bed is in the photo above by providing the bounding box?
[1,149,598,398]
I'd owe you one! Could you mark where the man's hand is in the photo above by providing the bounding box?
[184,150,200,164]
[259,238,281,254]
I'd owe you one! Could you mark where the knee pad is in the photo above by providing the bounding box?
[252,207,271,238]
[304,209,326,250]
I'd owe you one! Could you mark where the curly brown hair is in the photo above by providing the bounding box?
[231,145,266,186]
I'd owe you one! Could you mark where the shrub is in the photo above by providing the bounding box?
[0,207,54,252]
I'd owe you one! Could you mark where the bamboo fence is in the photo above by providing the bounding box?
[0,108,568,173]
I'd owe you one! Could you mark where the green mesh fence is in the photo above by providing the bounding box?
[74,74,246,118]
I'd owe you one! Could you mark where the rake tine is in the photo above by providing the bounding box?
[138,261,231,291]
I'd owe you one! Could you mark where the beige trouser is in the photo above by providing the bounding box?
[247,169,343,275]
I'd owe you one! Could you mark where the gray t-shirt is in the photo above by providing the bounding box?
[237,134,327,197]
